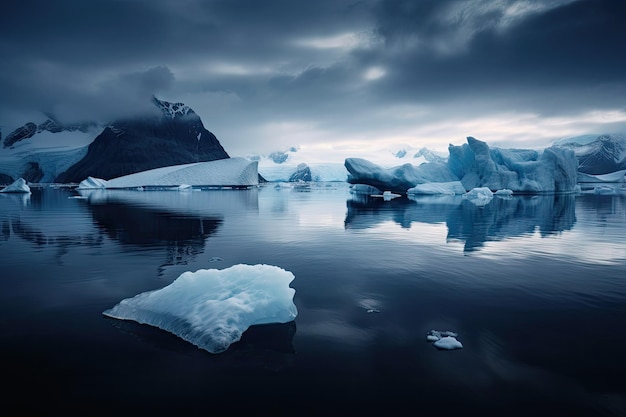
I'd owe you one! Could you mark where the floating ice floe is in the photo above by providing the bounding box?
[407,181,466,195]
[494,188,514,196]
[80,157,258,190]
[0,178,31,194]
[103,264,298,354]
[426,330,463,350]
[462,187,494,206]
[371,190,402,201]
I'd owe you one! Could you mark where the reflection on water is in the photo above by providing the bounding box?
[1,185,626,415]
[346,193,577,251]
[90,203,221,269]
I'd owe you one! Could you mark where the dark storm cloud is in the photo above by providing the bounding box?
[1,0,626,148]
[367,0,626,113]
[0,0,370,122]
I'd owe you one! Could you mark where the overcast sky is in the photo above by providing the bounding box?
[2,0,626,162]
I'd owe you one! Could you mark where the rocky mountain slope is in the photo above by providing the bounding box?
[55,97,229,183]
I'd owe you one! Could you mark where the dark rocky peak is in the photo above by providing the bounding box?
[289,163,312,182]
[3,122,37,148]
[55,96,230,183]
[37,118,64,133]
[151,96,196,119]
[3,112,100,149]
[565,134,626,175]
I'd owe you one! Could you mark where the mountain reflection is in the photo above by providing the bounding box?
[83,193,223,268]
[90,203,221,246]
[345,194,577,252]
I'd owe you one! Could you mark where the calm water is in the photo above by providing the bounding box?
[1,184,625,416]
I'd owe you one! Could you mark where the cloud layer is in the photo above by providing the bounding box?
[2,0,626,160]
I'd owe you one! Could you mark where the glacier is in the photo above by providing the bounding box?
[103,264,298,354]
[83,157,258,189]
[346,136,579,195]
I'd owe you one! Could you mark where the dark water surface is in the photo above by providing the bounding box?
[1,184,625,416]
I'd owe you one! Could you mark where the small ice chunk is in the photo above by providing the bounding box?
[427,329,463,350]
[366,308,380,314]
[463,187,493,206]
[371,190,402,201]
[495,188,513,196]
[433,336,463,350]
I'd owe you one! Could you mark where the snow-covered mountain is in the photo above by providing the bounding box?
[393,146,447,164]
[0,115,101,183]
[0,97,230,184]
[55,97,229,183]
[248,147,347,182]
[553,133,626,175]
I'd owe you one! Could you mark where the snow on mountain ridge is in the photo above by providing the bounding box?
[151,96,193,119]
[553,133,626,175]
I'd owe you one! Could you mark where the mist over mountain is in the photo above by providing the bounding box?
[55,97,229,183]
[0,96,230,184]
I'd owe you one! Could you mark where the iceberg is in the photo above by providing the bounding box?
[463,187,494,206]
[88,157,258,189]
[77,176,108,190]
[0,178,31,193]
[346,137,579,194]
[407,181,466,195]
[453,139,578,193]
[345,157,458,195]
[103,264,297,354]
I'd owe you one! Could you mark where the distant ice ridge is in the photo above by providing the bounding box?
[346,136,578,195]
[577,169,626,183]
[83,157,258,189]
[258,162,348,182]
[0,178,31,193]
[103,264,298,354]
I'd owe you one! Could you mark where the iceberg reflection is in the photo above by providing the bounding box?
[345,193,576,252]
